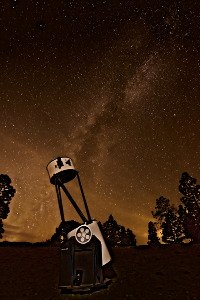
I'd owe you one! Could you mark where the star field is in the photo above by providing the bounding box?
[0,0,200,244]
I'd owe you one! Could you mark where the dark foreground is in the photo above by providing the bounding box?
[0,244,199,299]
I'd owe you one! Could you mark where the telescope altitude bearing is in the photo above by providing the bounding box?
[75,225,92,244]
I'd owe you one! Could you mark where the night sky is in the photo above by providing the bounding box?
[1,1,199,244]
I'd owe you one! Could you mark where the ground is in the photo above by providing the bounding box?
[0,244,199,299]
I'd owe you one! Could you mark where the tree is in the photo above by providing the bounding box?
[0,174,16,238]
[50,220,81,245]
[152,196,171,222]
[147,221,160,246]
[0,219,4,239]
[161,207,183,244]
[102,215,119,247]
[126,228,137,246]
[151,173,200,244]
[179,172,200,243]
[152,196,185,244]
[102,215,136,247]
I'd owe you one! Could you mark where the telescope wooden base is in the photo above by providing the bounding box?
[60,279,112,295]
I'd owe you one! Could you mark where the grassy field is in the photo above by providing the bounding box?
[0,244,199,299]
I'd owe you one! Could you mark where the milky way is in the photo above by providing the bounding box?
[0,1,200,244]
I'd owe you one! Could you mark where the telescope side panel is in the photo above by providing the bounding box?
[67,221,111,266]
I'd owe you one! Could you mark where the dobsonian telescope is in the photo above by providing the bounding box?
[47,157,112,294]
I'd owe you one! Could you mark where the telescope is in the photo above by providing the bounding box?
[47,157,112,294]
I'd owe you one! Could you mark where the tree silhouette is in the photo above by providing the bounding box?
[102,215,136,247]
[147,221,160,246]
[0,174,15,238]
[152,196,171,222]
[50,220,81,246]
[179,172,200,243]
[0,219,4,239]
[152,197,186,244]
[161,207,184,244]
[126,228,137,246]
[151,173,200,244]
